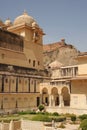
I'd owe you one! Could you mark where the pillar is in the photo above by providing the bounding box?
[52,95,55,107]
[1,121,4,130]
[40,94,43,104]
[59,94,64,107]
[49,94,52,107]
[9,120,14,130]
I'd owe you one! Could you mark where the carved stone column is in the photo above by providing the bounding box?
[40,94,43,104]
[49,94,52,107]
[9,120,14,130]
[59,94,64,107]
[1,121,4,130]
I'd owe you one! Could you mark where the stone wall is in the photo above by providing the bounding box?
[0,120,44,130]
[0,28,23,52]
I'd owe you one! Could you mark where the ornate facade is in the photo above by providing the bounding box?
[40,53,87,115]
[0,11,48,113]
[0,11,87,115]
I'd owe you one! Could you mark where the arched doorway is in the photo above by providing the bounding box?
[42,88,49,106]
[61,87,70,106]
[51,87,59,106]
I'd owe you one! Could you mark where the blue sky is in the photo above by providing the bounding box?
[0,0,87,52]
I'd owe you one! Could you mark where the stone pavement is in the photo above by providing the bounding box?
[45,123,80,130]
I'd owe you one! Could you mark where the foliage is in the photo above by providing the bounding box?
[52,112,59,116]
[53,116,66,122]
[37,111,51,115]
[80,119,87,130]
[18,110,36,115]
[32,114,51,122]
[70,114,76,122]
[79,114,87,121]
[38,104,45,111]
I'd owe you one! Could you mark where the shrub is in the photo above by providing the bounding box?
[32,114,51,122]
[18,110,36,115]
[38,104,45,111]
[80,119,87,130]
[54,116,66,122]
[52,112,59,116]
[70,114,76,122]
[79,114,87,121]
[37,111,51,115]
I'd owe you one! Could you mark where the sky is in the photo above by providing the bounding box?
[0,0,87,52]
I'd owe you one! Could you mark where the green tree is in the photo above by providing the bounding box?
[80,119,87,130]
[38,104,45,111]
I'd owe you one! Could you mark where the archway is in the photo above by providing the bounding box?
[42,88,49,106]
[61,87,70,106]
[51,87,59,106]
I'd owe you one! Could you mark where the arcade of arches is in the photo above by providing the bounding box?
[41,86,70,107]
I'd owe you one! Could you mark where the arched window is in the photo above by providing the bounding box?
[33,60,35,67]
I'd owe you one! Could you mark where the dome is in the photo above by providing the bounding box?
[14,11,36,26]
[4,18,12,26]
[32,21,39,28]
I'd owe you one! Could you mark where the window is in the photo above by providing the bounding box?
[33,60,35,67]
[1,54,5,59]
[34,80,36,92]
[74,67,78,76]
[38,61,40,66]
[29,59,31,64]
[12,79,15,83]
[25,80,27,84]
[5,78,8,83]
[19,78,21,83]
[28,78,30,92]
[4,98,8,101]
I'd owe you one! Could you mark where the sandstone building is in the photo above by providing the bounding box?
[40,52,87,115]
[0,11,48,113]
[0,11,87,115]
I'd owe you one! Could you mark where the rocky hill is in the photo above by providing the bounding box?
[43,39,80,68]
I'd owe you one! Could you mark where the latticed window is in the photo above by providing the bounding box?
[33,60,35,67]
[5,78,8,83]
[29,59,31,64]
[19,79,21,83]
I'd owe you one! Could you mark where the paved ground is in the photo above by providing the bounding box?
[54,123,80,130]
[21,120,80,130]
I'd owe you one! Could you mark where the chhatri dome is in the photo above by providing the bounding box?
[13,11,39,27]
[4,18,12,26]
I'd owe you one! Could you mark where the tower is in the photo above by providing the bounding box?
[7,11,45,70]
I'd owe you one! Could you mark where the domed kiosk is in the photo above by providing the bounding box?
[13,11,37,27]
[7,11,44,70]
[7,11,44,41]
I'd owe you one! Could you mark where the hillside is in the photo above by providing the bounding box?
[43,39,80,68]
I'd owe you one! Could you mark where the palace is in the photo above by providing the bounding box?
[0,11,87,115]
[0,11,49,113]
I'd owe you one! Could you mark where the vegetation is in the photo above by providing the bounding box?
[79,114,87,121]
[52,112,59,116]
[18,110,36,115]
[79,119,87,130]
[70,114,76,122]
[0,111,67,123]
[38,104,45,111]
[32,114,51,122]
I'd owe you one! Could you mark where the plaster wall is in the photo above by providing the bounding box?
[78,64,87,75]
